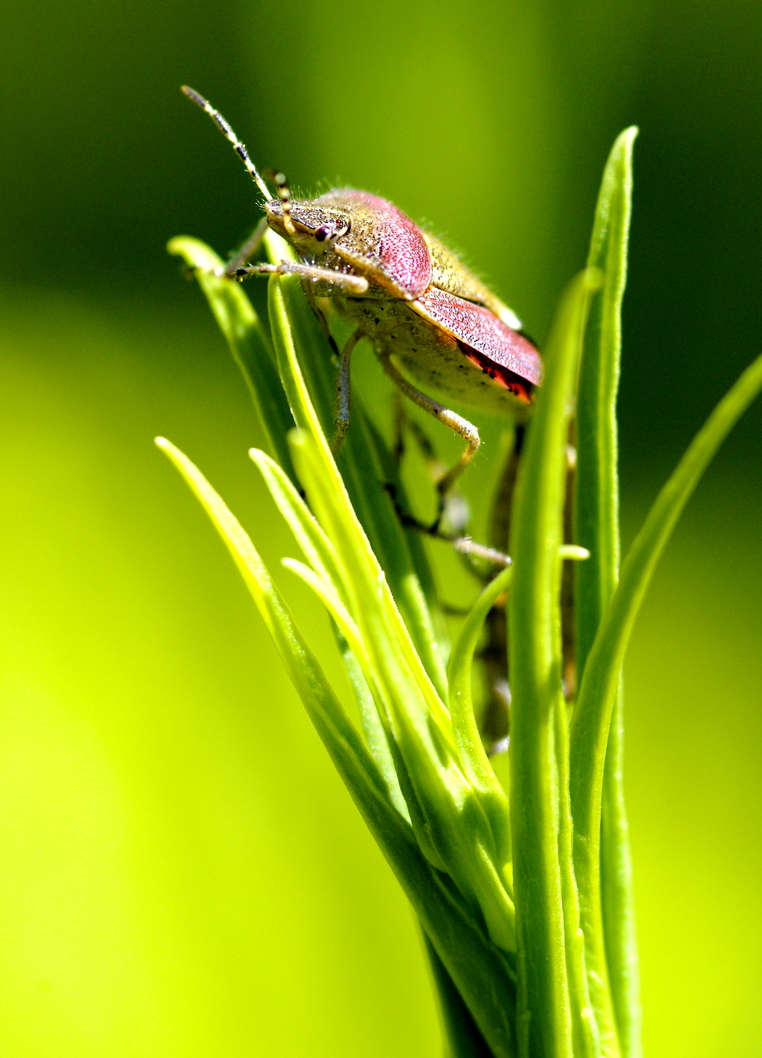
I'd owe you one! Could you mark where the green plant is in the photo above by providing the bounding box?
[159,132,762,1058]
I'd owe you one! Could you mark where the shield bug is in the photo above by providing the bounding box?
[182,87,542,512]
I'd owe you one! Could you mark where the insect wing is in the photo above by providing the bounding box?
[412,287,543,395]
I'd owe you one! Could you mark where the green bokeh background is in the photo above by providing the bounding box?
[2,2,761,1055]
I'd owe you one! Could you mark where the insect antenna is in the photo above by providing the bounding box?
[181,86,272,202]
[264,169,297,237]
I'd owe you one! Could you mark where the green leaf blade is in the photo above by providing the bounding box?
[509,270,600,1058]
[576,127,637,674]
[574,127,638,1058]
[167,237,296,479]
[569,349,762,1046]
[268,273,450,699]
[572,348,762,760]
[446,564,514,873]
[157,433,521,1055]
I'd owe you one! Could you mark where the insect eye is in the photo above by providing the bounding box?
[314,220,350,243]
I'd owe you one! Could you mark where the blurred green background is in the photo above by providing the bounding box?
[2,1,761,1055]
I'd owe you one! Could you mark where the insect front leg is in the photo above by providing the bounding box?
[236,259,369,295]
[223,217,269,276]
[377,351,480,529]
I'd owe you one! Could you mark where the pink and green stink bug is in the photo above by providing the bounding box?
[182,87,542,511]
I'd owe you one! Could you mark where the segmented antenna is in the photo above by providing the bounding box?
[181,86,272,201]
[264,169,297,236]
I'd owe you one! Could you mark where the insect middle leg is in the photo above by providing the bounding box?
[377,351,480,526]
[392,390,442,473]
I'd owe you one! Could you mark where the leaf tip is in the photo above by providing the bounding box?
[612,125,639,158]
[154,435,173,454]
[166,235,223,274]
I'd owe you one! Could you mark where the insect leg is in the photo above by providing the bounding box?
[303,286,342,360]
[393,394,443,473]
[236,259,369,294]
[390,395,476,536]
[377,351,480,520]
[223,217,269,276]
[391,390,407,464]
[332,330,365,453]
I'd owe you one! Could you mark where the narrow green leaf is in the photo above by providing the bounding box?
[280,554,408,817]
[271,266,450,698]
[156,433,524,1053]
[279,558,369,701]
[287,428,455,770]
[574,127,638,1058]
[266,277,519,955]
[178,229,448,699]
[509,270,601,1058]
[249,447,353,612]
[576,127,637,670]
[171,230,522,1053]
[422,932,496,1058]
[155,438,368,770]
[447,564,514,872]
[598,688,633,1053]
[569,353,762,1054]
[168,229,524,1049]
[267,281,453,739]
[291,428,518,955]
[447,563,513,758]
[167,237,295,479]
[249,446,407,810]
[157,433,520,1056]
[265,230,337,439]
[553,690,600,1058]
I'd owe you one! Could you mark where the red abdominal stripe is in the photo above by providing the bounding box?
[460,345,534,403]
